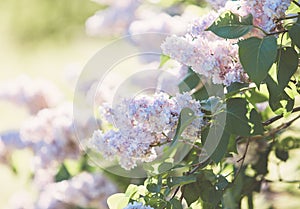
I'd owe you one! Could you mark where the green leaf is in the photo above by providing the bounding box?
[107,193,129,209]
[172,107,197,144]
[167,175,197,188]
[277,47,299,91]
[206,11,253,39]
[289,15,300,48]
[159,54,170,68]
[55,163,71,182]
[275,147,289,162]
[179,70,201,93]
[211,130,230,163]
[169,198,183,209]
[181,182,201,206]
[249,109,264,135]
[265,75,295,112]
[147,183,161,193]
[238,36,278,86]
[247,89,268,104]
[281,137,300,150]
[225,98,251,136]
[216,175,229,191]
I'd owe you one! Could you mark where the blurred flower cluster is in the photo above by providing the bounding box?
[0,75,118,209]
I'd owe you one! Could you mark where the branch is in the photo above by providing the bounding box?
[267,30,289,36]
[232,138,250,184]
[262,106,300,126]
[275,14,300,23]
[293,0,300,7]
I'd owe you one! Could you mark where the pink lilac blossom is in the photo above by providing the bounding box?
[90,92,203,170]
[0,75,62,114]
[123,201,154,209]
[162,0,292,86]
[161,33,247,86]
[237,0,292,33]
[35,172,117,209]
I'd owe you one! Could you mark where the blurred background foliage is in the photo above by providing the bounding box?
[1,0,103,46]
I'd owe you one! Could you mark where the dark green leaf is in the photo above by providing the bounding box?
[289,15,300,48]
[147,183,161,193]
[167,175,197,188]
[249,109,264,135]
[169,198,183,209]
[172,108,197,144]
[216,175,229,191]
[181,182,201,206]
[238,36,277,86]
[210,125,230,163]
[179,70,201,93]
[265,75,295,112]
[277,47,299,91]
[55,163,71,182]
[275,148,289,162]
[225,98,251,136]
[206,11,253,39]
[281,137,300,150]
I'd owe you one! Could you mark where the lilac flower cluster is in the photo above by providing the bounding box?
[123,201,154,209]
[162,0,292,86]
[237,0,292,33]
[161,32,247,86]
[90,92,204,170]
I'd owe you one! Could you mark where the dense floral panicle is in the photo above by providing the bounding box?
[123,201,154,209]
[0,75,62,114]
[223,0,292,33]
[35,172,117,209]
[161,34,247,86]
[90,92,204,170]
[20,103,80,168]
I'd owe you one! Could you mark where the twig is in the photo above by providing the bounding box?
[264,177,300,184]
[232,138,250,184]
[170,186,181,200]
[262,106,300,126]
[293,0,300,7]
[267,30,289,36]
[275,14,300,23]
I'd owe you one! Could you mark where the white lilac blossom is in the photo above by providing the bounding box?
[90,92,204,170]
[35,172,118,209]
[162,0,292,86]
[161,33,247,86]
[161,11,248,86]
[123,201,154,209]
[20,103,81,169]
[0,75,62,114]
